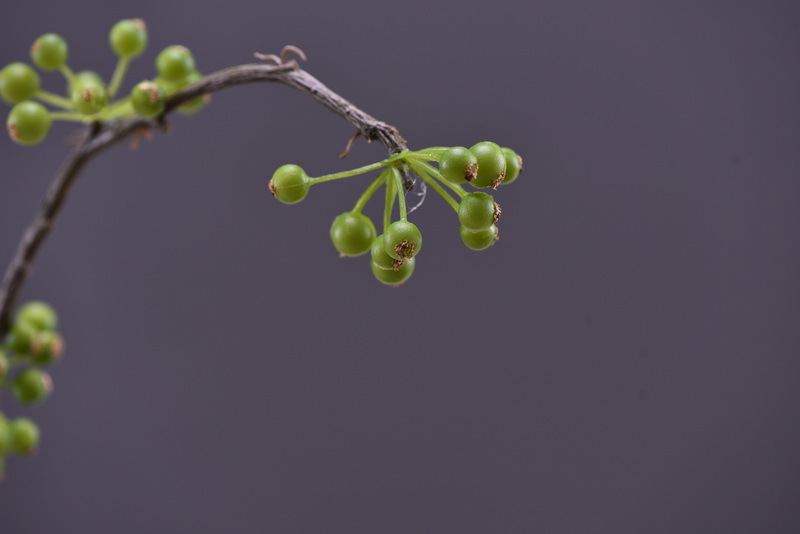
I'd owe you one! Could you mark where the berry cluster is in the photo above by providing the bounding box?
[0,301,63,479]
[0,19,207,145]
[269,141,522,286]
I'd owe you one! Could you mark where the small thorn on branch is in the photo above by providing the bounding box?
[255,45,307,66]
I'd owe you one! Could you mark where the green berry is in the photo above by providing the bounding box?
[460,224,499,250]
[439,146,478,184]
[71,78,108,115]
[501,147,523,185]
[110,19,148,58]
[469,141,506,189]
[0,63,40,104]
[269,164,310,204]
[0,351,8,380]
[330,212,376,257]
[30,33,68,70]
[371,259,415,286]
[458,192,501,231]
[130,81,166,118]
[370,235,405,271]
[30,331,64,366]
[12,368,53,405]
[6,101,51,145]
[6,320,37,354]
[177,71,209,114]
[0,413,10,454]
[156,45,196,83]
[9,418,40,455]
[17,301,58,331]
[383,220,422,260]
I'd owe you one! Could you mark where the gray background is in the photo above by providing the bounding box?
[1,0,799,532]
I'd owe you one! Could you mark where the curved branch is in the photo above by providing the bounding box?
[0,59,409,336]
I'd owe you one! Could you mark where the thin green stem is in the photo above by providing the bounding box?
[49,112,90,123]
[353,172,388,214]
[309,161,387,184]
[96,99,134,121]
[59,65,77,88]
[408,162,460,213]
[383,175,396,231]
[409,159,466,198]
[34,91,73,110]
[107,57,130,98]
[391,167,408,220]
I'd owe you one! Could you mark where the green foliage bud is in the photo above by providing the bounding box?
[0,63,40,104]
[383,220,422,260]
[12,368,53,405]
[330,212,376,257]
[9,418,40,455]
[6,101,51,145]
[269,164,310,204]
[469,141,506,188]
[17,301,58,331]
[30,33,68,70]
[109,19,148,58]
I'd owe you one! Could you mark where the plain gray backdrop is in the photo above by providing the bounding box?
[1,1,799,532]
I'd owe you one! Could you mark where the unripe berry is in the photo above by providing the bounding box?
[12,368,53,405]
[7,319,38,354]
[130,81,166,118]
[0,413,10,454]
[269,164,310,204]
[330,212,376,257]
[31,33,68,70]
[439,146,478,184]
[383,220,423,260]
[71,78,108,115]
[30,331,64,366]
[469,141,506,188]
[9,418,40,455]
[7,101,51,145]
[156,45,196,83]
[110,19,148,58]
[458,192,501,231]
[460,224,499,250]
[0,63,40,104]
[370,235,405,271]
[371,258,415,286]
[17,301,58,331]
[176,71,210,114]
[501,147,523,185]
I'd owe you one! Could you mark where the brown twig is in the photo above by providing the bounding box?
[0,56,409,336]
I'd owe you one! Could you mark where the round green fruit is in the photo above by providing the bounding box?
[31,33,68,70]
[17,301,58,331]
[130,81,166,118]
[6,101,51,145]
[383,220,422,260]
[460,224,499,250]
[501,147,523,184]
[269,164,309,204]
[71,78,108,115]
[12,368,53,405]
[469,141,506,188]
[330,212,376,257]
[458,192,501,232]
[110,19,148,58]
[30,331,64,366]
[0,63,40,104]
[156,45,195,82]
[9,418,40,455]
[371,259,415,286]
[439,146,478,184]
[370,235,404,271]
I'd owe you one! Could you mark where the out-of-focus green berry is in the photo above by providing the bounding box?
[156,45,195,82]
[7,318,38,353]
[371,258,415,286]
[110,19,147,58]
[9,418,40,455]
[130,81,166,118]
[269,164,310,204]
[460,224,499,250]
[383,220,422,260]
[7,101,51,145]
[0,413,11,454]
[330,212,376,257]
[17,301,58,331]
[469,141,506,188]
[12,368,53,405]
[177,71,209,114]
[30,331,64,366]
[71,77,108,115]
[0,351,8,380]
[501,147,523,185]
[30,33,68,70]
[0,63,40,104]
[439,146,478,184]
